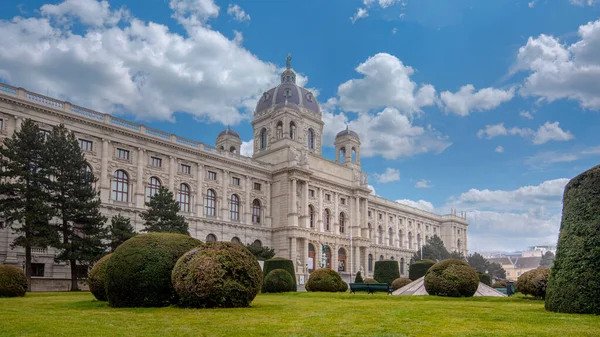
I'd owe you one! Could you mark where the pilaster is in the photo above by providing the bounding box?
[135,148,145,208]
[195,164,204,217]
[100,139,110,203]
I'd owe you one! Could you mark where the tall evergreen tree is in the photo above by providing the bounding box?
[141,186,188,235]
[540,251,555,268]
[411,235,451,262]
[109,214,136,252]
[45,124,107,291]
[487,261,507,280]
[467,252,489,273]
[0,119,57,290]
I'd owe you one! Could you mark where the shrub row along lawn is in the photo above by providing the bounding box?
[1,292,599,337]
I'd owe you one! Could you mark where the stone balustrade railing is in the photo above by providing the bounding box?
[369,194,468,223]
[0,83,270,169]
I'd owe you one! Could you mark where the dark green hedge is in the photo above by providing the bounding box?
[0,265,27,297]
[171,242,263,308]
[105,233,203,308]
[354,271,364,283]
[478,273,492,286]
[374,260,400,286]
[363,278,378,284]
[409,259,436,281]
[263,258,296,291]
[305,268,347,292]
[88,253,112,301]
[262,269,295,293]
[492,280,507,288]
[391,277,412,291]
[424,259,479,297]
[517,268,550,299]
[546,164,600,314]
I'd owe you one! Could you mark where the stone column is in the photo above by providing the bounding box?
[317,187,323,232]
[332,245,338,272]
[221,170,228,220]
[364,198,369,238]
[333,192,338,234]
[168,156,175,191]
[315,243,322,269]
[195,164,204,217]
[244,176,251,224]
[303,181,309,228]
[266,182,271,226]
[135,148,145,208]
[100,139,110,203]
[290,237,297,276]
[289,178,298,227]
[354,196,360,237]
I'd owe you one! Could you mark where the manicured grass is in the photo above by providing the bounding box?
[1,292,599,336]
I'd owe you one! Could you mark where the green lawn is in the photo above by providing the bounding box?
[1,292,598,337]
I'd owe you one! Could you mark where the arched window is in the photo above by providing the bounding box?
[309,205,314,228]
[252,199,261,223]
[231,237,241,244]
[352,147,357,162]
[339,212,345,234]
[339,147,346,163]
[230,194,240,220]
[379,255,384,261]
[81,163,95,186]
[229,146,236,154]
[398,230,403,248]
[368,254,373,272]
[338,248,346,272]
[324,209,331,231]
[112,170,129,202]
[388,227,393,246]
[290,121,296,140]
[252,239,262,248]
[260,128,267,149]
[276,121,283,139]
[308,128,315,150]
[205,189,216,216]
[390,256,395,260]
[146,176,161,202]
[378,226,383,244]
[206,234,217,242]
[178,183,191,212]
[400,258,405,274]
[308,244,316,272]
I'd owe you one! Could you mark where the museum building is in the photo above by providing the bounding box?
[0,56,469,289]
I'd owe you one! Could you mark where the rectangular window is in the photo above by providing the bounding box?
[326,194,331,201]
[181,164,191,175]
[0,118,4,131]
[78,139,93,151]
[208,171,217,180]
[379,214,382,220]
[31,263,45,277]
[39,129,50,141]
[232,177,240,186]
[254,182,261,191]
[116,148,130,160]
[368,211,372,217]
[340,198,346,205]
[309,189,315,197]
[399,219,403,225]
[151,157,162,168]
[389,216,393,222]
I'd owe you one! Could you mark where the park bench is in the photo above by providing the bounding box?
[349,283,392,295]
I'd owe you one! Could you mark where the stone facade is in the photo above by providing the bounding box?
[0,60,468,287]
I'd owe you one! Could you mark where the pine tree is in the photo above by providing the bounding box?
[45,124,107,291]
[109,214,136,252]
[141,186,189,235]
[411,235,451,262]
[467,252,489,274]
[539,251,555,268]
[0,119,58,291]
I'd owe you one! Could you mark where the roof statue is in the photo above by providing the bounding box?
[286,54,292,70]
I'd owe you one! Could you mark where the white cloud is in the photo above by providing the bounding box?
[40,0,128,27]
[227,4,250,22]
[368,185,377,195]
[337,53,437,114]
[350,8,369,23]
[515,19,600,109]
[569,0,595,6]
[520,110,534,119]
[415,179,433,188]
[396,199,436,212]
[0,0,282,126]
[528,1,536,8]
[392,27,397,34]
[440,84,515,116]
[373,168,400,183]
[524,145,600,167]
[495,145,504,153]
[240,139,254,157]
[476,121,574,144]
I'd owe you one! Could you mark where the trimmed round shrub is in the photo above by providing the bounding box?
[546,164,600,314]
[262,269,295,293]
[492,280,507,288]
[424,259,479,297]
[409,259,436,281]
[88,253,112,301]
[373,260,400,286]
[516,268,550,299]
[105,233,203,308]
[391,277,412,291]
[354,271,364,283]
[478,273,492,286]
[0,265,28,297]
[262,258,296,291]
[305,268,347,292]
[364,278,378,284]
[172,242,263,308]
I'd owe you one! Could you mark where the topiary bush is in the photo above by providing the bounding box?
[105,232,203,308]
[478,273,492,286]
[305,268,347,292]
[364,278,378,284]
[516,268,550,299]
[409,259,436,280]
[492,280,507,288]
[263,258,296,291]
[88,253,112,301]
[262,269,295,293]
[373,260,400,286]
[424,259,479,297]
[391,277,412,291]
[0,265,28,297]
[171,242,263,308]
[546,164,600,314]
[354,271,364,283]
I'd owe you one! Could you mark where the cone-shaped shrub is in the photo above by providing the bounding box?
[262,269,295,293]
[262,258,296,291]
[105,233,202,307]
[305,268,347,292]
[0,265,28,297]
[88,253,112,301]
[546,165,600,314]
[373,260,400,286]
[409,259,436,280]
[391,277,412,291]
[171,242,263,308]
[424,259,479,297]
[354,271,364,283]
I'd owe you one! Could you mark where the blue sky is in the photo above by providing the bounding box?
[1,0,600,252]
